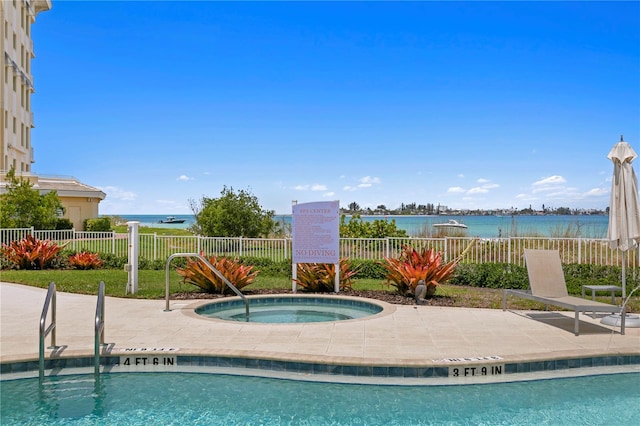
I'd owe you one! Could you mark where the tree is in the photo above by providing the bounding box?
[339,214,408,238]
[347,201,360,212]
[189,186,275,237]
[0,169,64,229]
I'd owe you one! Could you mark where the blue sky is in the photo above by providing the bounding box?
[31,1,640,215]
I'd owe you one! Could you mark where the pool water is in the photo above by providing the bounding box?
[1,372,638,425]
[196,297,383,323]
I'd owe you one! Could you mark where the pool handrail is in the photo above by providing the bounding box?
[164,253,249,319]
[95,281,106,375]
[39,281,58,381]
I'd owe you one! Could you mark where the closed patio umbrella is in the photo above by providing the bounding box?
[606,136,640,297]
[602,136,640,328]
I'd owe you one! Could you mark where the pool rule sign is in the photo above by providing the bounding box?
[292,201,340,292]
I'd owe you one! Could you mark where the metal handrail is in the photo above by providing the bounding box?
[164,253,249,319]
[94,281,106,375]
[39,282,58,381]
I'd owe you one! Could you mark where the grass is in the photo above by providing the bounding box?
[112,225,194,236]
[2,269,638,312]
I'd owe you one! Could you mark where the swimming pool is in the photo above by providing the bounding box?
[195,295,385,323]
[1,372,638,424]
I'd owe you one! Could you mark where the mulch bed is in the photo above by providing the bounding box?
[170,287,470,307]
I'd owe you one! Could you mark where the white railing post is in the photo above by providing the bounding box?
[578,238,582,264]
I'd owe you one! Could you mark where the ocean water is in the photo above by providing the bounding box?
[102,214,195,229]
[108,214,609,239]
[275,214,609,239]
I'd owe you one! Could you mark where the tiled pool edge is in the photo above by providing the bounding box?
[3,353,639,381]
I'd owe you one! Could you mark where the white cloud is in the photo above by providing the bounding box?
[468,187,489,194]
[584,187,608,197]
[311,184,327,191]
[457,174,465,179]
[323,191,335,197]
[294,185,309,190]
[360,176,381,184]
[533,175,566,186]
[99,186,136,201]
[447,186,465,193]
[343,185,357,192]
[358,176,381,188]
[532,175,566,191]
[177,175,194,181]
[477,178,489,183]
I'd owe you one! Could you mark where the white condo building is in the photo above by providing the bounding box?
[1,0,105,229]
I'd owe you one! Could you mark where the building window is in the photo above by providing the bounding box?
[13,116,16,133]
[13,32,16,49]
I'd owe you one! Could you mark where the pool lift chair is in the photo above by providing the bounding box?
[502,249,625,336]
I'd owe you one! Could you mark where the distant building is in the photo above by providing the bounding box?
[0,0,105,229]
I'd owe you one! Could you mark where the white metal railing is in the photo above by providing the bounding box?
[39,282,58,381]
[95,281,106,376]
[2,228,638,268]
[164,253,249,317]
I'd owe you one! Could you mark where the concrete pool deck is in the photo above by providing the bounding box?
[1,282,639,377]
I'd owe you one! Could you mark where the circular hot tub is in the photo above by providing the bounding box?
[195,295,385,323]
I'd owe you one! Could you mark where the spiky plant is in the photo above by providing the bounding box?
[0,235,63,270]
[381,246,460,297]
[175,254,258,294]
[294,258,358,292]
[68,252,103,270]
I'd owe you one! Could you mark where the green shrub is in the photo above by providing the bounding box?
[84,217,111,232]
[138,258,167,270]
[563,263,639,295]
[351,259,386,279]
[237,256,291,276]
[55,218,74,230]
[450,263,528,290]
[98,253,128,269]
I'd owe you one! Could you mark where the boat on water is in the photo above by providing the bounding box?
[432,219,468,229]
[158,216,186,224]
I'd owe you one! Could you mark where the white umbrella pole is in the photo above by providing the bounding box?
[622,251,626,300]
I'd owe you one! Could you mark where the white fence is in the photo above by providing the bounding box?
[1,227,638,268]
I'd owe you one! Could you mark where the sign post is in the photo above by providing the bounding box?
[291,201,340,293]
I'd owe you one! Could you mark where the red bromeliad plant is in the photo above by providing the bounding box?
[381,245,460,297]
[0,235,63,270]
[294,258,358,292]
[175,254,259,294]
[69,252,103,270]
